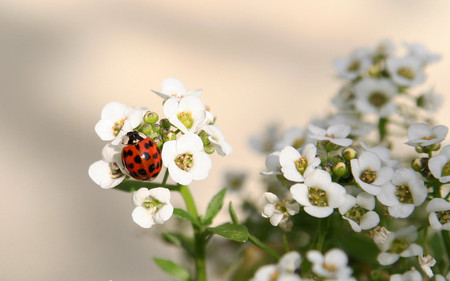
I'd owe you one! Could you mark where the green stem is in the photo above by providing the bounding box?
[315,217,331,252]
[378,117,388,143]
[282,232,290,252]
[178,185,206,281]
[161,168,170,186]
[442,231,450,268]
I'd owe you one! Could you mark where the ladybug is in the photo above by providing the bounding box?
[121,131,162,181]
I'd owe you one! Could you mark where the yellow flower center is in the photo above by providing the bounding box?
[112,118,126,136]
[397,67,415,80]
[308,187,328,207]
[175,153,194,171]
[177,111,194,129]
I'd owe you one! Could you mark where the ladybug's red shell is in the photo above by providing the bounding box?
[121,131,162,181]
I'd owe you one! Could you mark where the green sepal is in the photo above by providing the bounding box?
[208,222,248,242]
[153,258,193,281]
[173,208,202,228]
[162,232,194,257]
[203,187,227,226]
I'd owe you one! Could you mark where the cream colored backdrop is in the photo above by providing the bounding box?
[1,1,449,280]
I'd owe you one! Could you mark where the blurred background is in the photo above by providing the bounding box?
[1,1,449,280]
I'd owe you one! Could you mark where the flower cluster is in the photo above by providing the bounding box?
[250,41,449,280]
[89,78,231,228]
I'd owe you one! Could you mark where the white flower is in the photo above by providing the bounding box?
[390,269,422,281]
[307,248,354,279]
[339,192,380,232]
[250,251,302,281]
[308,124,353,147]
[161,133,212,185]
[333,47,372,80]
[325,113,374,137]
[418,254,436,278]
[429,145,450,183]
[377,168,427,218]
[201,125,232,156]
[404,42,441,65]
[279,144,321,182]
[88,143,125,189]
[94,102,144,144]
[426,198,450,231]
[290,169,346,218]
[377,225,423,266]
[405,123,448,147]
[386,56,426,87]
[373,39,396,58]
[152,77,202,99]
[261,151,282,176]
[262,192,300,226]
[163,96,206,134]
[132,187,173,228]
[353,78,398,117]
[350,151,394,195]
[417,87,443,112]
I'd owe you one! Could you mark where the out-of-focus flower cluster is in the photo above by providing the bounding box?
[246,41,449,281]
[89,78,231,228]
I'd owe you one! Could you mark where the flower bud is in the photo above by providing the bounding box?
[152,136,163,148]
[148,131,160,141]
[152,123,161,133]
[204,144,215,154]
[160,118,171,130]
[333,162,348,178]
[144,111,159,124]
[141,124,153,135]
[342,147,357,161]
[411,158,427,172]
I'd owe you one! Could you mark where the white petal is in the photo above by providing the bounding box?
[426,198,450,212]
[177,133,204,154]
[161,77,187,97]
[101,101,127,121]
[389,204,415,218]
[168,162,193,185]
[161,141,177,167]
[360,211,380,230]
[290,184,310,206]
[377,252,399,265]
[328,124,351,138]
[95,119,116,141]
[304,206,333,218]
[400,243,423,257]
[429,156,447,179]
[88,160,124,189]
[356,192,375,210]
[189,152,212,180]
[153,204,174,224]
[270,213,284,226]
[133,188,150,206]
[264,192,279,204]
[132,206,154,228]
[148,187,171,204]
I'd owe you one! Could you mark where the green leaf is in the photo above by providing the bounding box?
[154,258,193,281]
[203,188,227,226]
[208,222,248,242]
[173,208,201,228]
[228,202,240,224]
[162,232,195,257]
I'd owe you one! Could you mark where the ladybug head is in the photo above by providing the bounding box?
[122,131,146,145]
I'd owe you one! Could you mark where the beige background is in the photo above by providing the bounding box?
[1,1,449,280]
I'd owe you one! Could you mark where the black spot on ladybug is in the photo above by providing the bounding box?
[156,162,160,169]
[135,144,140,150]
[131,171,139,177]
[144,141,153,149]
[143,152,150,160]
[138,169,147,176]
[153,153,159,159]
[134,155,142,164]
[149,164,155,173]
[123,150,133,158]
[127,163,134,169]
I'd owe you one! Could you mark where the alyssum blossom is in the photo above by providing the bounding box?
[428,144,450,183]
[350,150,394,196]
[376,225,423,266]
[405,123,448,147]
[306,248,355,280]
[377,168,427,218]
[94,101,144,145]
[279,143,321,182]
[161,133,212,185]
[290,169,346,218]
[201,125,233,157]
[250,251,302,281]
[262,192,300,226]
[163,95,207,134]
[132,187,174,229]
[426,198,450,231]
[307,124,353,147]
[353,78,398,117]
[88,143,125,189]
[338,192,380,232]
